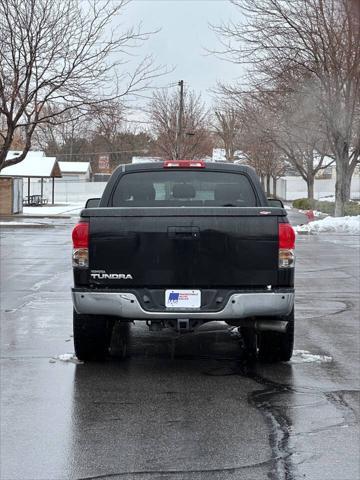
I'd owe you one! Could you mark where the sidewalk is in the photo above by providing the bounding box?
[0,203,84,220]
[0,203,84,227]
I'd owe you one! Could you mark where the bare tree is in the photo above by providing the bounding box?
[214,68,334,199]
[243,141,285,196]
[237,106,285,195]
[150,89,213,160]
[91,103,127,148]
[0,0,164,171]
[259,88,333,199]
[213,0,360,215]
[232,92,329,198]
[35,101,126,154]
[212,106,242,161]
[35,103,152,170]
[34,108,92,155]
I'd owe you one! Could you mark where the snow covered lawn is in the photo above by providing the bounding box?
[295,215,360,234]
[23,202,84,216]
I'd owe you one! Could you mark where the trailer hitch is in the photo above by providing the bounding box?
[177,318,190,333]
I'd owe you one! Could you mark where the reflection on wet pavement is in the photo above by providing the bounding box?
[0,222,359,480]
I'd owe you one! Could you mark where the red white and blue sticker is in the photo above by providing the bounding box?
[165,290,201,309]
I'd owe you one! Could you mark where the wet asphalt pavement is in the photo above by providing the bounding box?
[0,210,359,480]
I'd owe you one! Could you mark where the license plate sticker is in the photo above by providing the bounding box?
[165,290,201,309]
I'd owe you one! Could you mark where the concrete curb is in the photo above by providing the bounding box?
[296,230,314,235]
[0,222,54,228]
[0,215,72,219]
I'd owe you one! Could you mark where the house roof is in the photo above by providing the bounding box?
[0,151,62,178]
[131,156,162,164]
[59,161,91,174]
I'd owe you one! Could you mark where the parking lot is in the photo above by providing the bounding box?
[0,214,359,480]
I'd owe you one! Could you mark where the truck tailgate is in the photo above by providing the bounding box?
[85,207,283,287]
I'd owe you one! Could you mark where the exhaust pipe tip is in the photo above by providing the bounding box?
[147,321,164,332]
[255,320,288,333]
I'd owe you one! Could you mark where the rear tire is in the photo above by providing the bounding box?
[73,309,114,361]
[240,327,257,359]
[257,308,295,363]
[110,321,131,359]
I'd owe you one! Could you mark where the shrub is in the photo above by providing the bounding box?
[292,198,316,210]
[292,198,360,216]
[316,201,334,215]
[345,202,360,216]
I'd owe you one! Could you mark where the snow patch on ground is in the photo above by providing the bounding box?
[51,354,83,364]
[290,350,333,364]
[294,215,360,234]
[23,203,84,216]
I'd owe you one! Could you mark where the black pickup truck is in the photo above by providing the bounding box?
[71,161,295,362]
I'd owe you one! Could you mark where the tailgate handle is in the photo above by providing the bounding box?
[168,226,200,240]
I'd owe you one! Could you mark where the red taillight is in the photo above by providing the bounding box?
[72,222,89,248]
[278,223,295,268]
[163,160,205,168]
[279,223,295,249]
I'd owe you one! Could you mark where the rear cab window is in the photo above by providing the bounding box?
[111,171,258,207]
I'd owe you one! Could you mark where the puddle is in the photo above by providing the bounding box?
[295,299,349,319]
[238,363,357,480]
[289,350,332,364]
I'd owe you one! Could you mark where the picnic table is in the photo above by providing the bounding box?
[23,195,48,206]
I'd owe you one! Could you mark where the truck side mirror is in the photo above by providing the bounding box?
[267,198,284,208]
[85,198,100,208]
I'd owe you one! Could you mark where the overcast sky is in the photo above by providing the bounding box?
[124,0,245,105]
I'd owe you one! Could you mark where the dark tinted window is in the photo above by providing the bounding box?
[112,171,257,207]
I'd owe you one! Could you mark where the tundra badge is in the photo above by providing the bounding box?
[90,270,133,280]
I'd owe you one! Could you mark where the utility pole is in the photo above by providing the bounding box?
[175,80,184,159]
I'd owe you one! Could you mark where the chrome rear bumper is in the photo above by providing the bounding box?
[72,290,294,320]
